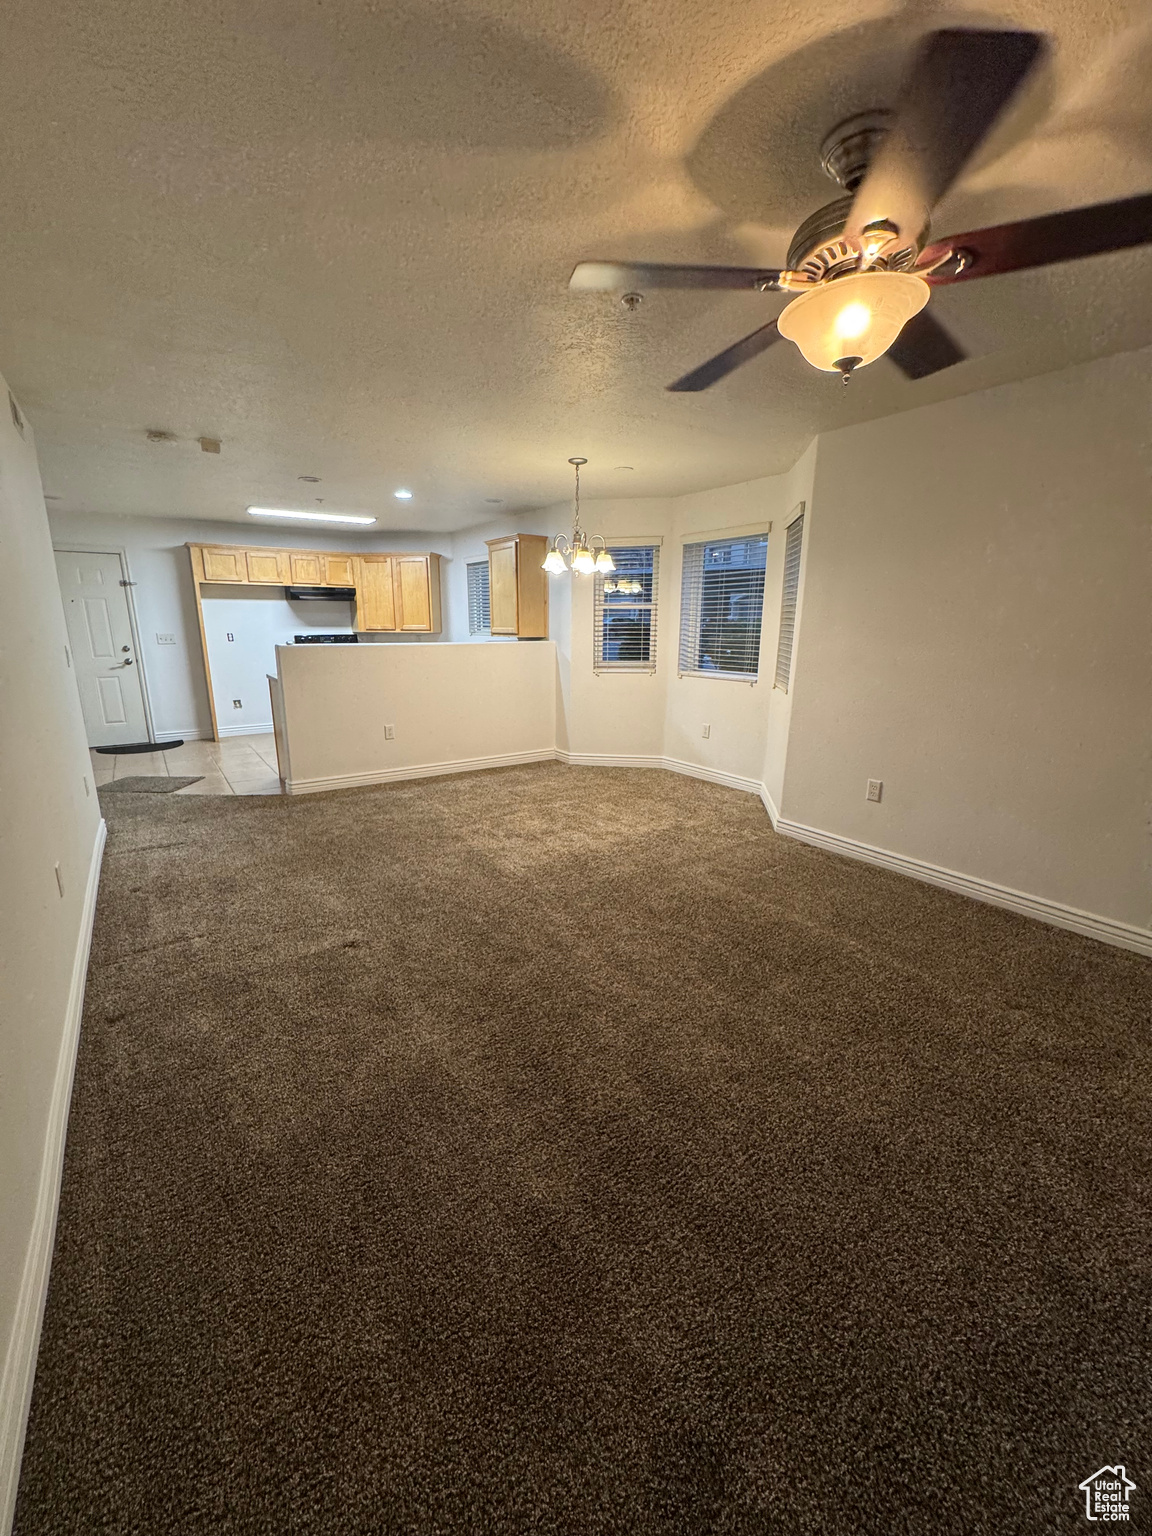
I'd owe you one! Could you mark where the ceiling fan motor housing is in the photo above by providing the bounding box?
[786,197,921,282]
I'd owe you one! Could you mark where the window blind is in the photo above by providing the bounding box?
[774,512,804,691]
[678,534,768,678]
[594,545,659,671]
[466,559,490,634]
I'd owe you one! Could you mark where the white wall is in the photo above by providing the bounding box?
[200,587,354,734]
[0,380,102,1531]
[278,641,557,790]
[784,346,1152,933]
[46,513,454,740]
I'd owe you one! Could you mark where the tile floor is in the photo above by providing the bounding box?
[89,733,283,796]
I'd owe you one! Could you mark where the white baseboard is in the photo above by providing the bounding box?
[759,783,781,829]
[152,727,209,743]
[775,816,1152,957]
[286,747,556,795]
[0,816,106,1536]
[215,722,274,738]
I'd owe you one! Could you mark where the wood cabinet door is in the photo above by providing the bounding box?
[395,556,432,631]
[355,557,396,630]
[247,549,289,584]
[289,552,323,585]
[488,541,518,634]
[324,554,355,587]
[201,547,247,582]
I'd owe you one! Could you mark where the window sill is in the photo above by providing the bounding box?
[677,669,758,684]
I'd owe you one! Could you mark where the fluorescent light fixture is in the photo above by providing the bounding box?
[393,488,413,500]
[247,507,377,526]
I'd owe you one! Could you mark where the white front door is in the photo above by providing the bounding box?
[54,549,150,747]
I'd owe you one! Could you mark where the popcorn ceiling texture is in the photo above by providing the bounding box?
[14,763,1152,1533]
[0,0,1150,526]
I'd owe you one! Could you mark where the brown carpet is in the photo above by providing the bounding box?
[14,763,1152,1535]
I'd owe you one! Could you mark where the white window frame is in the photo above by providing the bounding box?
[593,543,660,674]
[677,531,770,683]
[774,504,805,692]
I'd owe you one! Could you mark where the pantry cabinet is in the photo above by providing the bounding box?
[486,534,549,639]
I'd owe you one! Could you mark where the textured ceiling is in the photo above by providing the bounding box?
[1,0,1149,531]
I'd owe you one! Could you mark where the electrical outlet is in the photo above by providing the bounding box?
[701,723,711,739]
[54,863,64,897]
[384,724,395,740]
[156,632,176,645]
[232,698,243,709]
[867,779,883,803]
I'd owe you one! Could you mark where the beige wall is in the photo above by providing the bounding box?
[0,379,102,1529]
[277,641,557,790]
[784,346,1152,930]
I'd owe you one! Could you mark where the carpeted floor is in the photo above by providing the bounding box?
[14,764,1152,1535]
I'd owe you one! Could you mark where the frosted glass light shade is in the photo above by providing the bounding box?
[594,548,615,573]
[777,271,930,372]
[543,548,567,574]
[572,546,597,575]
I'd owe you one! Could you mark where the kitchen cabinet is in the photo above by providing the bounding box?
[323,554,355,586]
[486,534,549,639]
[247,549,290,584]
[354,553,442,633]
[355,555,397,631]
[289,552,323,585]
[200,546,247,583]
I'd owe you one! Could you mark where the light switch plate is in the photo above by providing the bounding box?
[156,632,176,645]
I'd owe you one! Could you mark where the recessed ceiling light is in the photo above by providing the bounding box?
[298,475,321,483]
[615,465,634,471]
[393,488,413,500]
[247,507,377,525]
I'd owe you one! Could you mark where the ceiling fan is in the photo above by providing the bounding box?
[569,28,1152,390]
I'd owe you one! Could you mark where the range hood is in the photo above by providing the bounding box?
[286,586,356,601]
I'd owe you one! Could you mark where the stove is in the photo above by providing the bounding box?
[291,633,358,644]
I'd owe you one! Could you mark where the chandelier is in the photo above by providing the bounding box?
[542,458,615,576]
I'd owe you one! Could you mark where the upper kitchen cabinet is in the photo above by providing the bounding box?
[486,534,549,639]
[354,553,442,633]
[247,549,290,584]
[323,554,356,587]
[198,545,248,583]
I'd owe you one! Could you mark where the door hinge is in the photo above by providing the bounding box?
[119,579,137,586]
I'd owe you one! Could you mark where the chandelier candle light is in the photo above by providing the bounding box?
[543,458,615,576]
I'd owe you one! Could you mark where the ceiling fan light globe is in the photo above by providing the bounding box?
[777,271,930,372]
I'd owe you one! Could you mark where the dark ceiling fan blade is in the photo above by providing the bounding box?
[887,308,966,379]
[918,192,1152,285]
[570,260,782,291]
[846,28,1048,244]
[666,320,781,392]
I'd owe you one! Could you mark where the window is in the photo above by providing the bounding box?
[774,508,805,691]
[594,545,659,672]
[678,534,768,678]
[467,560,490,635]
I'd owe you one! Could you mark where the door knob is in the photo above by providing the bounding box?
[121,645,131,652]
